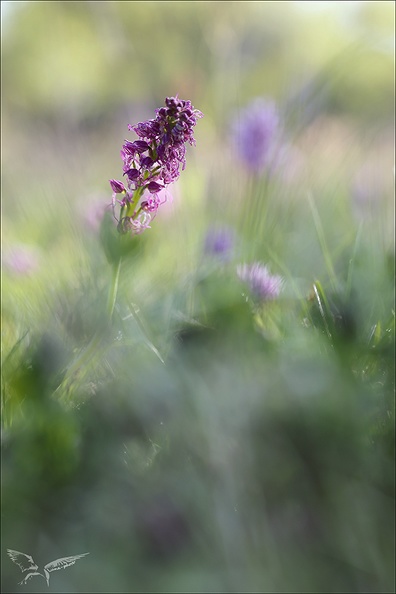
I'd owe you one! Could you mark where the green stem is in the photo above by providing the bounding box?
[59,256,123,392]
[107,257,122,319]
[58,188,144,395]
[125,187,143,218]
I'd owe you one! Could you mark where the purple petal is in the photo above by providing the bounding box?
[146,181,163,193]
[141,156,155,168]
[124,168,140,181]
[109,179,126,193]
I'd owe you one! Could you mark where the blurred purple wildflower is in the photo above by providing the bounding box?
[204,226,235,260]
[237,262,283,300]
[232,98,280,174]
[110,96,202,236]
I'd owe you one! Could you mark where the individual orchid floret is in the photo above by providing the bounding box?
[117,211,152,235]
[237,262,283,301]
[232,98,280,174]
[109,96,202,236]
[109,179,126,194]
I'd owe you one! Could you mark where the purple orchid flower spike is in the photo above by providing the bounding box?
[110,96,203,236]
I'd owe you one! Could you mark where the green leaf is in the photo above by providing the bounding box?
[99,211,141,263]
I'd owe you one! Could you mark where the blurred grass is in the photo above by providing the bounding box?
[1,2,395,593]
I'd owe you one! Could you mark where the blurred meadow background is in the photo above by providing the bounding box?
[1,1,395,592]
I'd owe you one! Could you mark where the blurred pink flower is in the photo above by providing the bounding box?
[2,243,41,276]
[80,194,112,233]
[351,163,387,219]
[149,186,176,221]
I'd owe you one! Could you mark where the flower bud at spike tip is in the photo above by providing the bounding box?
[109,179,126,193]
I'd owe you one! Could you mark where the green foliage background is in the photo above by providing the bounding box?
[1,2,395,592]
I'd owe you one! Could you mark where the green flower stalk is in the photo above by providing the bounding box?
[60,96,202,390]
